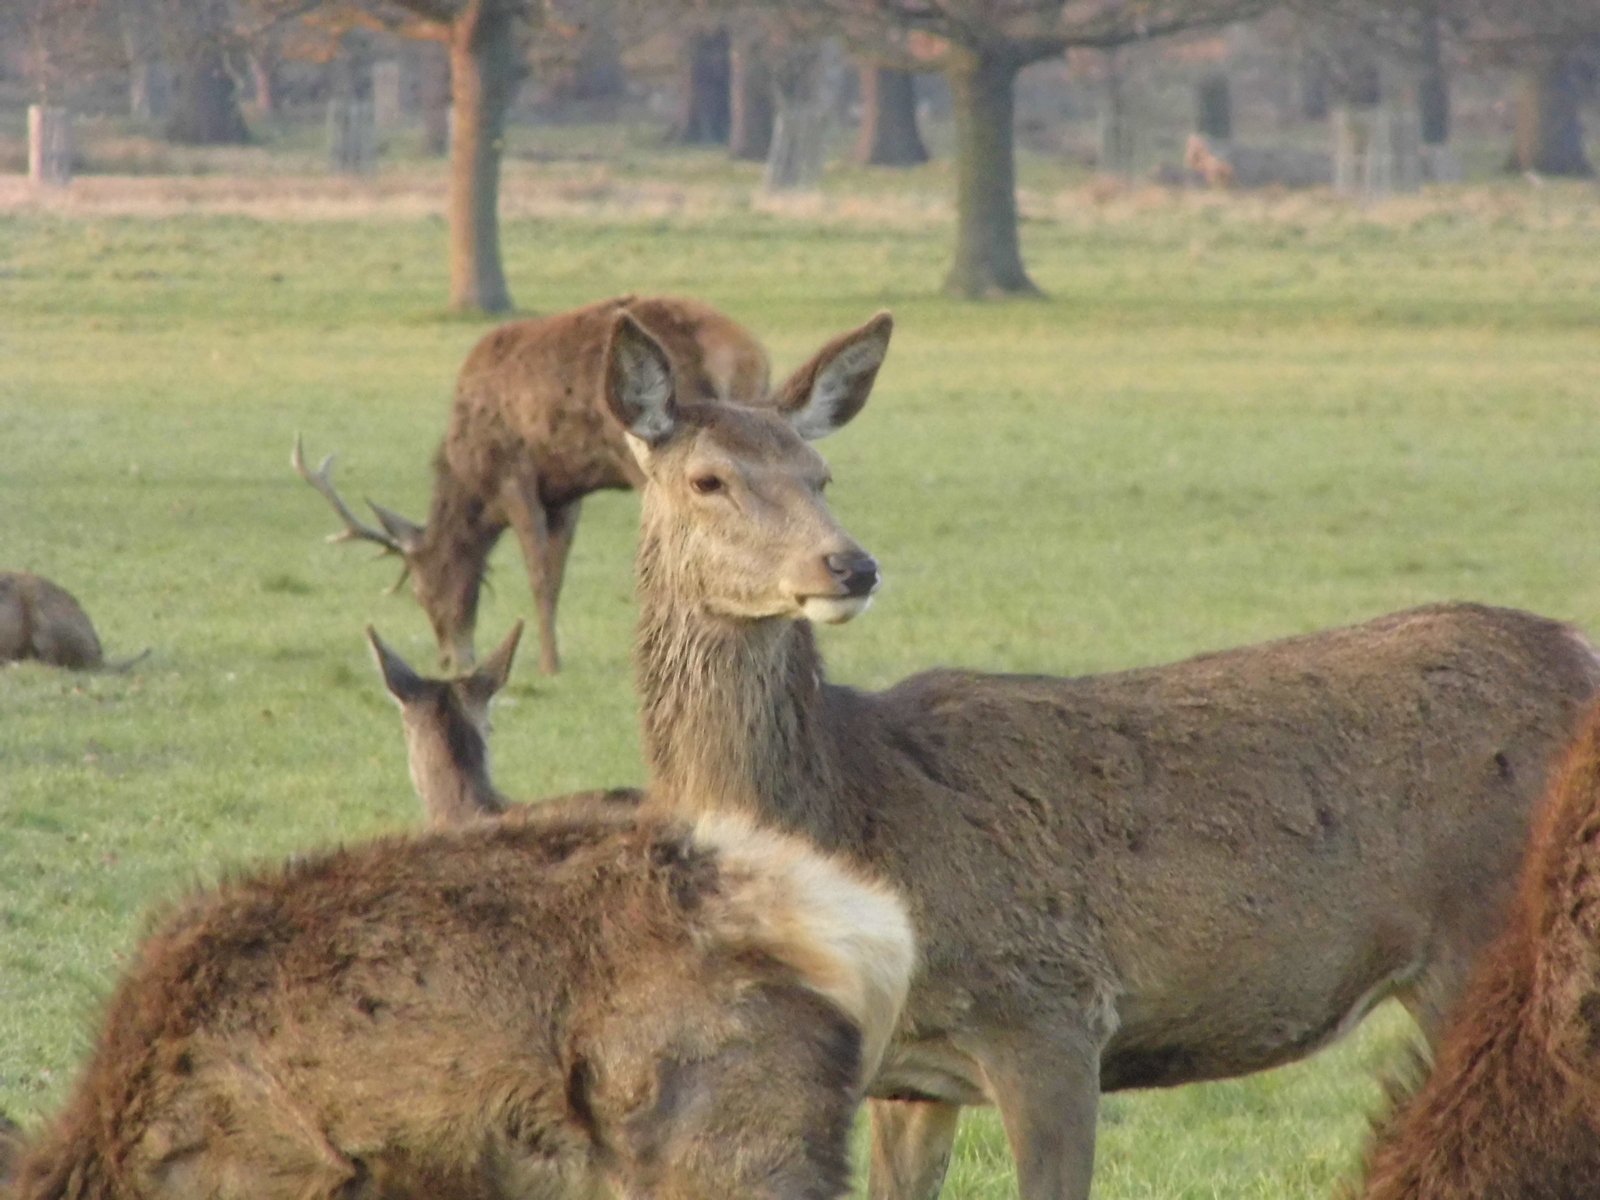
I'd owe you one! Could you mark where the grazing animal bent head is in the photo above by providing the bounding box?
[296,295,771,675]
[8,809,914,1200]
[604,310,891,627]
[1358,701,1600,1199]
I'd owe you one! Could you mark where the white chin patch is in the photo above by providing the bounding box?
[800,595,873,625]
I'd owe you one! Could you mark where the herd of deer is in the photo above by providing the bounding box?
[6,292,1600,1199]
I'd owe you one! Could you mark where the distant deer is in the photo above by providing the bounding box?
[7,807,914,1200]
[0,571,147,672]
[1184,132,1234,188]
[366,619,641,827]
[296,294,770,676]
[601,310,1600,1200]
[1358,702,1600,1199]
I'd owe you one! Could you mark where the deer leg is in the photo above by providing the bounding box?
[541,498,582,661]
[867,1098,961,1200]
[499,475,565,675]
[971,1027,1102,1200]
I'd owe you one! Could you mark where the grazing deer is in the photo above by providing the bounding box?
[367,620,642,827]
[0,571,147,672]
[7,808,914,1200]
[295,294,770,676]
[1358,702,1600,1199]
[602,310,1600,1200]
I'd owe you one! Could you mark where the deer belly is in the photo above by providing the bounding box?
[1100,957,1420,1091]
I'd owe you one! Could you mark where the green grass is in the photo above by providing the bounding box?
[2,182,1599,1198]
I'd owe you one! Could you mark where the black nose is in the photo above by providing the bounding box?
[826,551,879,598]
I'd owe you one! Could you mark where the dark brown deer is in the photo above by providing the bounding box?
[0,572,147,672]
[295,294,770,676]
[366,620,641,827]
[1358,702,1600,1199]
[7,807,914,1200]
[601,310,1600,1200]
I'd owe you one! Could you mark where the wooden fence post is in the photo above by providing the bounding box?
[28,105,73,188]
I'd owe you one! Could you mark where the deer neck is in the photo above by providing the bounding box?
[406,727,509,827]
[634,538,849,844]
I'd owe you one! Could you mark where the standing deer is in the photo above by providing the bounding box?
[366,620,641,827]
[295,294,770,676]
[6,807,914,1200]
[1358,702,1600,1199]
[601,310,1600,1200]
[0,572,147,671]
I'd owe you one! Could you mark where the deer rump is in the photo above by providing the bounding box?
[9,809,913,1200]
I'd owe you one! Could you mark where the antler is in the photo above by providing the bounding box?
[292,435,421,593]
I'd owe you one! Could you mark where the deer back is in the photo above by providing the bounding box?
[9,810,911,1200]
[0,572,104,670]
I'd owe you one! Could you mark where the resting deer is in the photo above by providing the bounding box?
[295,294,770,676]
[600,310,1600,1200]
[366,620,641,827]
[0,572,147,671]
[6,806,914,1200]
[1358,702,1600,1199]
[1183,132,1234,189]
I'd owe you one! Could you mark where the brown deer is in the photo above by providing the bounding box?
[6,807,914,1200]
[1183,132,1235,189]
[0,572,147,672]
[601,310,1600,1200]
[295,294,770,676]
[1357,702,1600,1199]
[366,620,642,827]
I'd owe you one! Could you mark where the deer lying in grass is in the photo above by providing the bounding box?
[601,311,1600,1200]
[6,808,914,1200]
[296,294,770,676]
[367,620,641,827]
[0,572,147,671]
[1358,701,1600,1199]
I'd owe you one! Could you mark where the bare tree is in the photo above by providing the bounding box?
[794,0,1272,297]
[853,60,929,165]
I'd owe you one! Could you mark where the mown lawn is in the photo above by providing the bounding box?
[2,179,1598,1198]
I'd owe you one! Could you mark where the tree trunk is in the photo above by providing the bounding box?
[120,0,170,120]
[853,62,927,166]
[728,34,773,161]
[944,50,1037,298]
[541,3,624,109]
[763,40,844,193]
[1299,49,1329,122]
[421,41,450,157]
[448,0,523,313]
[165,45,250,144]
[1416,5,1448,145]
[1510,54,1594,177]
[674,30,730,145]
[1196,73,1231,141]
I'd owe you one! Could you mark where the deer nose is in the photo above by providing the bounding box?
[826,551,879,598]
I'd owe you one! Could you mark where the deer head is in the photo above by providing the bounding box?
[366,621,523,825]
[604,312,891,626]
[294,436,483,669]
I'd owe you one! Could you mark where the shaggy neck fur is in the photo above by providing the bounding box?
[634,525,852,846]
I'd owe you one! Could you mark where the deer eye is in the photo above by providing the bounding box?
[691,475,725,496]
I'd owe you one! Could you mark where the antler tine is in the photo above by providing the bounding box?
[291,434,406,555]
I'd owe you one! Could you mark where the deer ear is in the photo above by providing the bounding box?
[467,621,522,702]
[604,313,680,448]
[367,626,428,706]
[773,313,892,441]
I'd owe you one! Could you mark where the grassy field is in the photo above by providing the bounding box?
[3,164,1599,1198]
